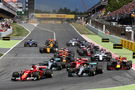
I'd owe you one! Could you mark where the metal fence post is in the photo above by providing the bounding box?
[131,30,134,41]
[89,19,91,25]
[103,25,106,33]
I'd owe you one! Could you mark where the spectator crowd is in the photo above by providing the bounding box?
[0,19,12,32]
[106,1,135,18]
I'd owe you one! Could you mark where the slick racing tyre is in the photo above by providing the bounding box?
[39,47,44,53]
[33,72,40,80]
[66,42,70,46]
[126,61,132,70]
[56,63,62,70]
[89,70,96,76]
[68,71,73,77]
[68,68,74,77]
[11,72,20,81]
[107,62,112,70]
[32,44,37,47]
[12,72,20,77]
[45,70,53,78]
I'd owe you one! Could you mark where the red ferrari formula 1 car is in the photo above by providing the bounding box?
[107,57,132,70]
[11,65,53,81]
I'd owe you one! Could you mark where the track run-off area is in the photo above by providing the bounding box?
[0,23,135,90]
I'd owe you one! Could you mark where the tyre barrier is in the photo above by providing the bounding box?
[121,39,135,51]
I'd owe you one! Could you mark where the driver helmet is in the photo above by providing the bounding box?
[29,39,33,41]
[50,59,54,62]
[83,63,87,67]
[30,68,34,70]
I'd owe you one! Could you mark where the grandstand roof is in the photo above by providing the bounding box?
[87,0,108,12]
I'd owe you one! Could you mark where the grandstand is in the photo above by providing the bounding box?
[86,0,135,41]
[87,0,108,19]
[105,0,135,25]
[0,0,17,19]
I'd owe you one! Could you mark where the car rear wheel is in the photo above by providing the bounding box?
[96,69,103,74]
[126,61,132,70]
[107,62,112,70]
[56,63,62,70]
[45,70,53,78]
[89,70,96,76]
[33,44,37,47]
[33,72,40,80]
[39,48,44,53]
[68,72,73,77]
[66,42,70,46]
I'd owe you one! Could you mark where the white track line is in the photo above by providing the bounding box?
[70,24,82,36]
[0,24,32,60]
[36,26,56,40]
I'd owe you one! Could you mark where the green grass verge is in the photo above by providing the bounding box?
[72,23,135,63]
[0,40,20,48]
[10,23,29,37]
[72,23,95,35]
[91,84,135,90]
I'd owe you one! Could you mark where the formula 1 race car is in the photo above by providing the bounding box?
[24,39,38,47]
[107,57,132,70]
[77,40,88,48]
[38,58,63,70]
[11,65,53,81]
[66,38,79,47]
[45,39,58,48]
[54,48,75,57]
[77,47,92,56]
[91,52,112,62]
[38,55,72,70]
[39,39,58,53]
[39,46,57,53]
[54,48,75,65]
[67,62,103,77]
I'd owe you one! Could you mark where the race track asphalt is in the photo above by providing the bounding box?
[0,23,135,90]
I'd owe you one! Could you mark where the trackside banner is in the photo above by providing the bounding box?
[35,14,75,19]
